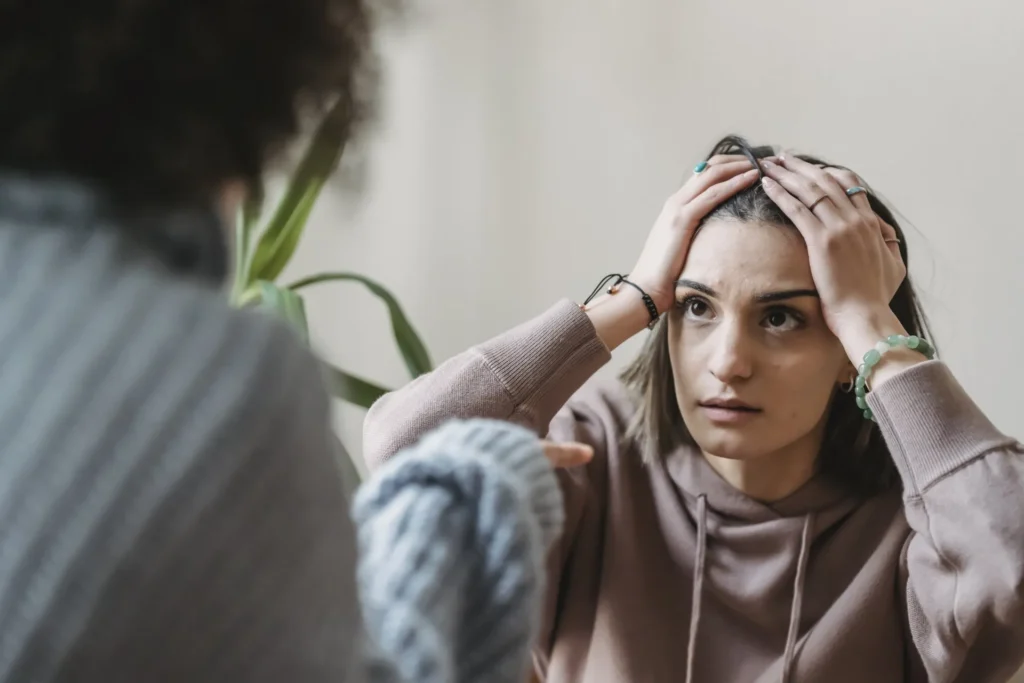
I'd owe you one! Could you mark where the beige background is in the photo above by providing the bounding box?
[287,0,1024,677]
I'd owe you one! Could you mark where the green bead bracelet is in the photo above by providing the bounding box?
[856,334,936,422]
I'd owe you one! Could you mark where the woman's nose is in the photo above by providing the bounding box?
[708,320,754,383]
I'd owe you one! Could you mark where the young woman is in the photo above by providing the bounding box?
[363,136,1024,683]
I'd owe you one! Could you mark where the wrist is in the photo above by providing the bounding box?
[833,307,929,391]
[627,276,673,315]
[583,288,652,351]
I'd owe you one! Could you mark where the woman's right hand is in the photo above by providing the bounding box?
[629,155,763,312]
[584,155,761,351]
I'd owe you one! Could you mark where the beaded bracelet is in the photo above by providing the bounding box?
[855,334,936,422]
[580,273,661,329]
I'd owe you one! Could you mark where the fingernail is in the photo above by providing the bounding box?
[762,176,777,188]
[761,159,775,169]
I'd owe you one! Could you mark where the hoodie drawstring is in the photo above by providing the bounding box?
[684,500,814,683]
[780,513,814,683]
[684,494,708,683]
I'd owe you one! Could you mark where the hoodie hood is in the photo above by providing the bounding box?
[665,445,865,683]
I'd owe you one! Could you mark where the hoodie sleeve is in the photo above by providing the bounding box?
[361,300,610,469]
[867,360,1024,683]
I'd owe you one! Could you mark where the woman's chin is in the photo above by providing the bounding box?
[690,426,775,461]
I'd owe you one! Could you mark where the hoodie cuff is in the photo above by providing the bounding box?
[867,360,1015,497]
[475,299,611,421]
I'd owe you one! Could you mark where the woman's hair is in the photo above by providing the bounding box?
[0,0,383,208]
[621,135,932,497]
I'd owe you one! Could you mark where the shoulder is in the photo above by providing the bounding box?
[551,374,638,442]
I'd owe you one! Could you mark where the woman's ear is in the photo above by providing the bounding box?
[836,364,856,393]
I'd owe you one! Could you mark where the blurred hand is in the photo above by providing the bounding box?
[540,440,594,468]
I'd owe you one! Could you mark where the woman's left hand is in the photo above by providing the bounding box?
[759,155,910,355]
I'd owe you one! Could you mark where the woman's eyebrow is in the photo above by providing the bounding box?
[754,289,819,303]
[676,279,716,296]
[676,279,818,303]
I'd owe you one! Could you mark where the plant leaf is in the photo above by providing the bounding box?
[246,99,350,283]
[287,271,432,377]
[231,183,265,302]
[327,364,389,408]
[255,281,310,343]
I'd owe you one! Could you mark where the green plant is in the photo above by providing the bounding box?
[230,98,433,411]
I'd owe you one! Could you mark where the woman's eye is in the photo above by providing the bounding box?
[763,309,803,331]
[679,296,713,320]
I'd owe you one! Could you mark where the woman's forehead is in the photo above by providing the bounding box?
[680,220,814,294]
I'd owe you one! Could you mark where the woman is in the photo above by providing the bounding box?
[363,136,1024,683]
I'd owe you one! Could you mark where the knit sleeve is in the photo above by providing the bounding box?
[868,361,1024,683]
[352,419,564,683]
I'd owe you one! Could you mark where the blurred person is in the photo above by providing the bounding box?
[0,2,566,682]
[364,136,1024,683]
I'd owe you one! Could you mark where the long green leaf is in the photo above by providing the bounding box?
[327,364,390,408]
[231,184,266,302]
[255,281,310,343]
[246,99,350,283]
[287,271,432,378]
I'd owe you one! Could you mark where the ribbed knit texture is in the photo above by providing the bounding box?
[353,418,564,683]
[0,174,564,683]
[0,175,362,682]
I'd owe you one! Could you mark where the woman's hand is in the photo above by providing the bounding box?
[759,155,920,381]
[629,156,762,312]
[586,156,760,350]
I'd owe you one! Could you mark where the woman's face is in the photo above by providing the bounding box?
[667,219,851,462]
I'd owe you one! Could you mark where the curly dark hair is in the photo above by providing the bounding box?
[0,0,382,205]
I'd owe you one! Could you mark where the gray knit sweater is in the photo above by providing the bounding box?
[0,175,562,683]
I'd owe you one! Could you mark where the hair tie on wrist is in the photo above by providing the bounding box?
[580,274,661,329]
[855,334,936,422]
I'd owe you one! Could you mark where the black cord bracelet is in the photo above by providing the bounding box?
[581,273,661,329]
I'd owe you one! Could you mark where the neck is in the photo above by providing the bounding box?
[701,424,826,503]
[0,171,229,284]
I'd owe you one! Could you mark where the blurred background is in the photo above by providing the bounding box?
[281,0,1023,471]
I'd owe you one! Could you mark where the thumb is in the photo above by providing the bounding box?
[540,440,594,468]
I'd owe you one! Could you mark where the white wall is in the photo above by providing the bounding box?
[288,0,1023,461]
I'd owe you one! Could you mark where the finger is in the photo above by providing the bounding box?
[760,159,844,224]
[822,167,872,213]
[684,168,760,217]
[760,176,826,242]
[706,153,757,166]
[677,160,759,204]
[779,155,859,219]
[540,440,594,468]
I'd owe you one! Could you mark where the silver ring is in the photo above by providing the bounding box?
[884,237,901,244]
[846,186,867,197]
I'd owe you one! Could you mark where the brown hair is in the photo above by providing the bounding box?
[0,0,386,209]
[621,135,933,497]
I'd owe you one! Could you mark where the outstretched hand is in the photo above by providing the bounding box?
[540,440,594,468]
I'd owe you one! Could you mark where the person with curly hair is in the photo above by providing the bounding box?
[0,2,566,682]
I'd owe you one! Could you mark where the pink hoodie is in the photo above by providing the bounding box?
[364,300,1024,683]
